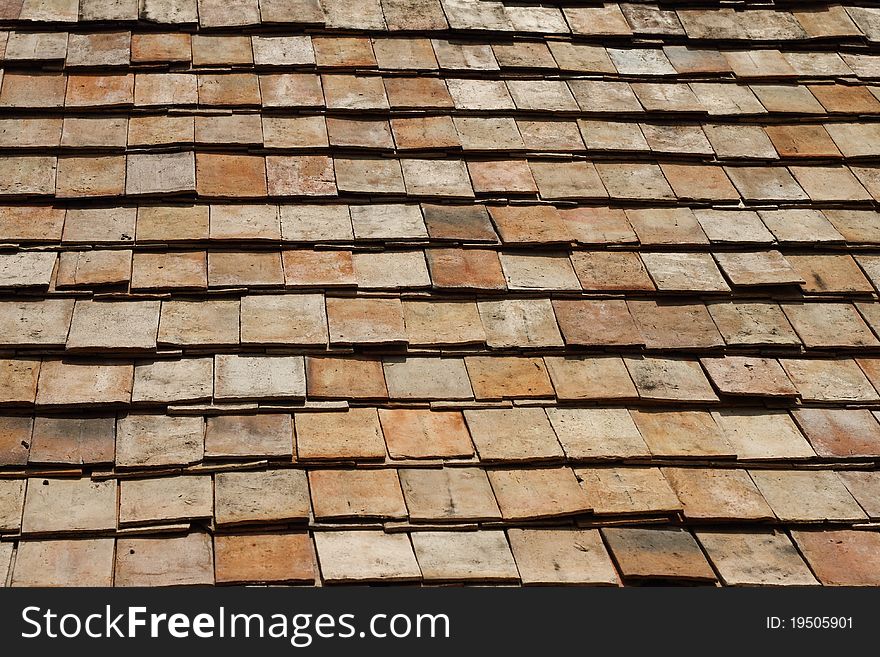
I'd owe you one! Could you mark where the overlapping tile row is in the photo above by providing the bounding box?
[2,0,880,587]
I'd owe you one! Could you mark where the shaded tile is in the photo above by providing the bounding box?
[0,299,74,347]
[130,252,206,291]
[625,207,706,246]
[402,301,484,346]
[56,156,125,198]
[602,527,715,583]
[707,302,800,347]
[784,303,878,348]
[627,301,723,349]
[136,205,208,242]
[240,294,327,347]
[552,299,642,347]
[205,414,293,459]
[401,158,474,197]
[29,417,115,465]
[35,360,132,407]
[624,357,718,403]
[196,154,267,198]
[326,297,406,345]
[426,248,505,290]
[158,299,240,347]
[571,251,653,291]
[488,205,571,244]
[792,408,880,458]
[0,478,24,530]
[208,251,284,287]
[792,530,880,586]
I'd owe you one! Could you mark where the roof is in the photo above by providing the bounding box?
[1,0,880,586]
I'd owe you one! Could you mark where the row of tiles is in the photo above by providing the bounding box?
[10,153,880,201]
[3,404,880,467]
[6,115,880,163]
[7,246,880,296]
[1,464,879,536]
[5,294,880,353]
[2,1,880,43]
[5,353,880,406]
[3,526,878,587]
[4,30,880,80]
[3,204,879,246]
[4,73,880,115]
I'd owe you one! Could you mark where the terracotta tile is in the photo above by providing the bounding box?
[602,527,715,583]
[310,469,406,520]
[696,530,816,586]
[713,410,815,460]
[432,39,497,71]
[791,530,880,587]
[215,533,315,585]
[751,84,824,113]
[22,477,116,534]
[126,152,195,196]
[453,116,523,151]
[782,358,879,402]
[518,119,584,151]
[192,35,252,66]
[66,74,134,107]
[252,36,314,66]
[280,204,353,242]
[383,77,452,109]
[792,408,880,458]
[196,154,267,198]
[116,414,203,468]
[211,205,277,240]
[326,117,392,149]
[29,417,114,465]
[446,78,514,111]
[0,252,56,289]
[12,539,114,587]
[512,528,619,586]
[758,209,844,244]
[195,114,262,146]
[55,155,124,198]
[610,48,676,76]
[765,124,840,158]
[628,301,723,350]
[489,467,591,520]
[61,117,127,148]
[631,82,704,113]
[0,416,30,466]
[158,299,239,347]
[701,356,798,398]
[661,163,740,202]
[208,251,284,287]
[596,163,674,200]
[487,205,571,244]
[334,157,404,194]
[119,475,212,526]
[642,123,711,156]
[350,204,426,240]
[412,531,517,583]
[530,160,606,200]
[130,251,205,292]
[282,250,354,289]
[258,0,323,23]
[403,301,484,346]
[426,248,505,290]
[790,166,871,202]
[751,470,866,522]
[839,472,880,518]
[131,33,191,63]
[809,84,880,113]
[577,467,680,516]
[383,357,473,401]
[625,207,707,246]
[552,299,640,347]
[197,73,260,106]
[215,469,309,526]
[20,0,78,21]
[785,302,877,349]
[131,357,212,404]
[665,46,731,74]
[507,79,578,111]
[547,408,649,461]
[134,73,198,106]
[713,251,801,288]
[568,80,641,113]
[350,250,423,287]
[0,73,66,108]
[630,409,731,458]
[67,300,159,352]
[375,37,438,70]
[571,251,653,291]
[6,30,68,61]
[315,531,419,584]
[116,533,213,587]
[663,468,773,521]
[464,408,562,463]
[465,356,553,400]
[391,116,459,151]
[322,74,388,110]
[469,159,537,194]
[0,478,24,534]
[421,204,496,242]
[136,205,208,242]
[35,360,132,407]
[826,124,880,158]
[128,115,194,147]
[402,158,474,197]
[478,298,563,348]
[295,408,385,461]
[382,0,447,30]
[67,32,130,67]
[0,299,73,347]
[399,468,497,522]
[789,254,873,294]
[703,124,777,160]
[205,414,292,460]
[307,356,386,401]
[492,41,556,69]
[725,167,808,202]
[641,252,730,292]
[262,117,327,149]
[62,207,136,245]
[240,294,327,347]
[214,354,305,401]
[259,74,323,108]
[327,297,406,345]
[544,356,637,401]
[379,409,472,459]
[0,205,65,242]
[0,156,54,197]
